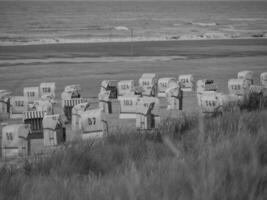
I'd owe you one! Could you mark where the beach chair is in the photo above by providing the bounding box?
[23,110,46,139]
[237,71,254,85]
[30,99,53,113]
[117,80,135,96]
[246,85,267,110]
[165,82,183,110]
[71,102,91,138]
[260,72,267,88]
[118,95,139,119]
[61,85,81,105]
[138,73,157,97]
[196,79,218,105]
[228,78,250,97]
[9,96,28,119]
[157,77,177,97]
[79,108,108,140]
[43,114,65,146]
[0,90,11,116]
[62,98,88,122]
[1,124,30,160]
[198,91,223,115]
[178,74,195,92]
[40,82,56,101]
[136,96,160,130]
[23,87,39,104]
[98,90,112,114]
[100,80,117,99]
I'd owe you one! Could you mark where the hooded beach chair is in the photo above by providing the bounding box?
[79,108,108,140]
[246,85,267,110]
[9,96,28,119]
[1,124,30,160]
[138,73,157,97]
[178,74,195,92]
[43,114,65,146]
[40,82,56,101]
[117,80,135,96]
[260,72,267,88]
[228,78,250,97]
[23,87,39,104]
[135,96,160,130]
[118,95,139,119]
[157,77,177,97]
[62,98,88,122]
[165,82,183,110]
[98,90,112,114]
[237,71,254,85]
[198,91,224,115]
[100,80,117,99]
[0,90,11,116]
[23,110,46,139]
[71,102,91,138]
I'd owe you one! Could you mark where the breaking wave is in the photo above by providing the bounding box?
[1,32,267,46]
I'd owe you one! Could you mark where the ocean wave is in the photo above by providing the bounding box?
[229,18,267,22]
[0,56,187,66]
[113,26,130,31]
[192,22,217,27]
[1,32,267,47]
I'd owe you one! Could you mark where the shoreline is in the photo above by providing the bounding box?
[1,37,267,48]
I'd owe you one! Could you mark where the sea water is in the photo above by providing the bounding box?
[0,1,267,46]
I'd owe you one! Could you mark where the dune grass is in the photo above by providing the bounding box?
[1,110,267,200]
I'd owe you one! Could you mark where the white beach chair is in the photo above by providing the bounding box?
[1,124,30,160]
[237,71,254,85]
[43,114,65,146]
[138,73,157,97]
[178,74,194,92]
[9,96,29,119]
[260,72,267,88]
[117,80,135,96]
[157,77,177,97]
[118,95,139,119]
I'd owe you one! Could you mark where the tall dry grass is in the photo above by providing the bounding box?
[0,110,267,200]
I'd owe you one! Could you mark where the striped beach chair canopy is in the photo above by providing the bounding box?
[24,110,46,120]
[63,98,88,107]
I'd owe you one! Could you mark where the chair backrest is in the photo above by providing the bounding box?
[117,80,135,96]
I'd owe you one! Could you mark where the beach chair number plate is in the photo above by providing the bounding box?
[142,81,150,86]
[160,82,167,88]
[88,117,96,126]
[231,84,241,90]
[123,99,133,106]
[27,92,35,97]
[15,100,24,107]
[6,132,13,141]
[205,100,216,107]
[42,87,51,93]
[121,84,130,90]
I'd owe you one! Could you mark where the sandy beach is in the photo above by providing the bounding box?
[0,39,267,95]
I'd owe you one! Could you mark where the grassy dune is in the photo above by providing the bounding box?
[1,110,267,200]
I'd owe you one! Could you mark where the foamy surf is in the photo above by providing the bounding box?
[1,33,267,47]
[0,56,188,66]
